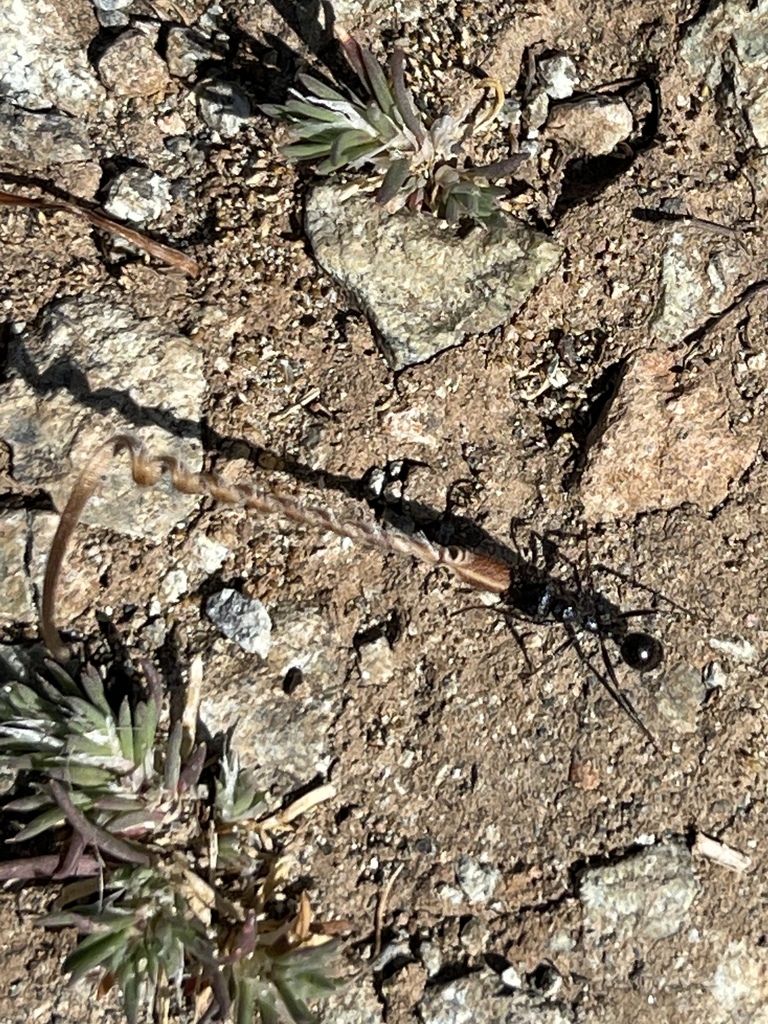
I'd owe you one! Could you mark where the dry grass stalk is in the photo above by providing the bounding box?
[0,189,200,277]
[42,434,514,658]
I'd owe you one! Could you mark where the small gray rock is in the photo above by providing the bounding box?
[103,167,172,224]
[91,0,135,28]
[166,27,218,78]
[702,660,728,690]
[538,54,579,99]
[681,0,768,155]
[206,589,272,657]
[580,841,699,943]
[709,635,757,663]
[0,103,94,168]
[197,78,250,135]
[655,662,707,733]
[0,295,205,539]
[455,855,500,904]
[199,621,343,793]
[546,96,633,156]
[459,916,489,957]
[316,973,382,1024]
[357,635,395,685]
[305,184,561,368]
[0,512,35,625]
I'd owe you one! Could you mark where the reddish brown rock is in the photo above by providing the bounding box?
[580,350,759,523]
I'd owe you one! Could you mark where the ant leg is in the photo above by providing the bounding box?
[565,624,663,755]
[589,561,694,619]
[617,608,660,621]
[448,602,538,674]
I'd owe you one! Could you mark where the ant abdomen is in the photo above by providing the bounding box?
[620,632,664,672]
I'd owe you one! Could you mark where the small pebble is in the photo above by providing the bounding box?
[538,54,579,99]
[91,0,135,28]
[206,589,272,657]
[459,916,489,956]
[166,26,218,78]
[197,78,250,135]
[97,30,170,97]
[709,636,757,663]
[703,660,728,690]
[455,855,500,904]
[501,965,523,989]
[656,662,706,733]
[357,635,395,686]
[103,167,172,224]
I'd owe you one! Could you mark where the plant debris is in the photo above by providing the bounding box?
[0,188,200,277]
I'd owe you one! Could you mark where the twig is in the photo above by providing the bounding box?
[373,862,404,957]
[0,189,200,277]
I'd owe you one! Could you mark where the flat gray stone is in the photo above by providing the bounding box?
[0,295,205,539]
[580,841,699,943]
[305,184,562,368]
[206,589,272,657]
[0,103,94,168]
[655,662,707,734]
[0,513,35,624]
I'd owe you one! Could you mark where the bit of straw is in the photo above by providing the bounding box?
[0,189,200,277]
[472,78,506,133]
[373,861,404,957]
[693,832,751,873]
[181,654,204,760]
[258,783,338,831]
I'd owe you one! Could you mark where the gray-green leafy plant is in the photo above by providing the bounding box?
[0,651,343,1023]
[262,34,525,227]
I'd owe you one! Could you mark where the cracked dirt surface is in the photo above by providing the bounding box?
[2,0,768,1021]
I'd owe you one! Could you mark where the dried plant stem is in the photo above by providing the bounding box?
[43,435,514,658]
[373,861,404,957]
[0,189,200,277]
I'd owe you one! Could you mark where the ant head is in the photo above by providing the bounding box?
[620,632,664,672]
